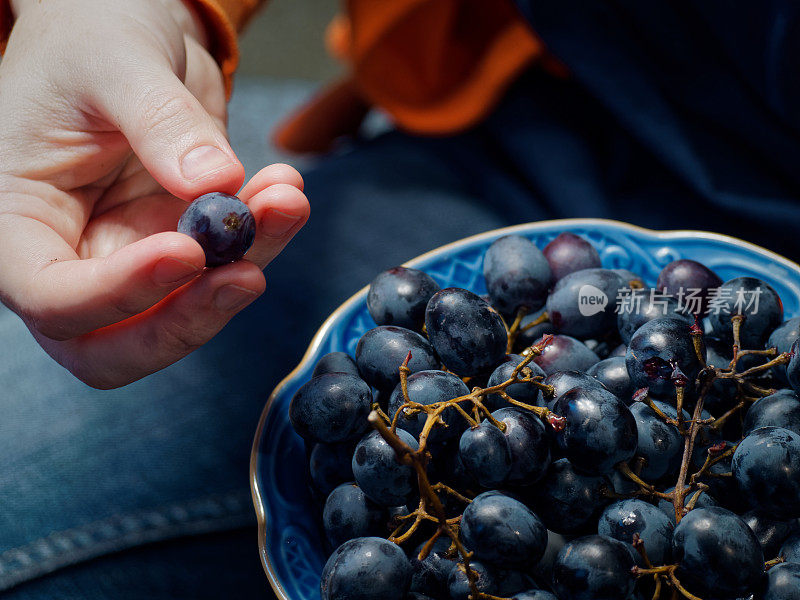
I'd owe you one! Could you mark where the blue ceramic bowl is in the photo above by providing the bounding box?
[250,218,800,600]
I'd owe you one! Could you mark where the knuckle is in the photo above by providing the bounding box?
[158,314,210,355]
[138,91,196,136]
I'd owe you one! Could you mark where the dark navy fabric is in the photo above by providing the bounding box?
[511,0,800,259]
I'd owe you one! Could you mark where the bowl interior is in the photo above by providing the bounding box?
[251,219,800,600]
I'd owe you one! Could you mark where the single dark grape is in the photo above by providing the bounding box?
[732,426,800,520]
[352,429,419,506]
[545,268,626,339]
[460,490,547,569]
[492,407,551,485]
[767,316,800,384]
[542,232,601,282]
[527,458,609,534]
[313,352,360,378]
[290,373,372,443]
[671,507,764,598]
[708,277,783,347]
[321,537,412,600]
[409,537,457,598]
[629,400,686,481]
[425,288,507,376]
[551,535,636,600]
[486,355,546,411]
[387,370,469,443]
[598,499,674,565]
[554,386,638,474]
[780,533,800,562]
[310,442,356,495]
[762,562,800,600]
[657,486,717,523]
[458,421,512,488]
[532,334,600,375]
[367,267,440,331]
[656,259,721,314]
[323,483,387,548]
[625,317,703,397]
[355,326,439,391]
[617,289,692,344]
[744,389,800,436]
[177,192,256,266]
[586,356,634,403]
[447,561,496,600]
[543,369,609,410]
[483,235,552,316]
[741,510,800,559]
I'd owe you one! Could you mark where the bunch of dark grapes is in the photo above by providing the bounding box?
[288,233,800,600]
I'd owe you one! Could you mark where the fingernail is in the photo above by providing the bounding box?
[181,145,232,180]
[152,257,200,285]
[214,284,259,311]
[261,208,302,238]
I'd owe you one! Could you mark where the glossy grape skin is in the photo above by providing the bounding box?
[491,569,539,597]
[492,407,551,485]
[406,594,435,600]
[528,459,609,534]
[741,511,800,559]
[483,235,552,316]
[657,487,717,523]
[447,561,496,600]
[743,390,800,436]
[486,355,546,411]
[763,563,800,600]
[409,537,457,598]
[788,339,800,395]
[532,335,600,375]
[516,308,556,351]
[387,370,469,443]
[779,533,800,562]
[767,317,800,384]
[460,491,547,569]
[177,192,255,266]
[290,373,372,443]
[310,442,356,495]
[543,370,609,410]
[367,267,440,332]
[629,400,685,481]
[542,232,601,282]
[546,268,626,339]
[598,499,674,565]
[625,317,703,397]
[617,289,692,344]
[708,277,783,347]
[732,426,800,520]
[513,592,558,600]
[425,288,508,377]
[313,352,361,378]
[656,259,722,314]
[458,421,512,488]
[587,357,634,403]
[531,529,567,591]
[356,326,439,391]
[352,429,419,506]
[671,507,764,598]
[320,537,412,600]
[323,483,387,548]
[551,535,636,600]
[554,386,638,474]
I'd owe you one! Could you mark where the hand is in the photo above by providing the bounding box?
[0,0,310,388]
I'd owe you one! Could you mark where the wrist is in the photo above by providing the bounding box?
[10,0,209,48]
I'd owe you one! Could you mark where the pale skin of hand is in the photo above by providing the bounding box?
[0,0,310,388]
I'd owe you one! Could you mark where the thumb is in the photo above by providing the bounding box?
[96,63,245,200]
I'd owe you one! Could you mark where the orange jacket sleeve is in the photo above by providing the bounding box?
[0,0,262,97]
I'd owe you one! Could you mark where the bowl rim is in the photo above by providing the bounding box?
[249,217,800,600]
